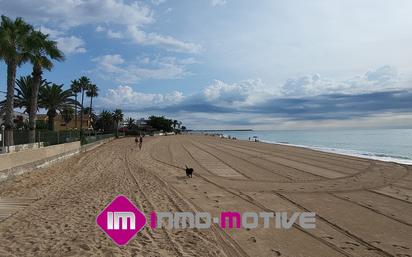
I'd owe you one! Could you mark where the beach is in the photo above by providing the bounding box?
[0,135,411,257]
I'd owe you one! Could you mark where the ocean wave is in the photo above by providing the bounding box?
[261,140,412,165]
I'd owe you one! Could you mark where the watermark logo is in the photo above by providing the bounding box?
[96,195,146,246]
[97,195,316,246]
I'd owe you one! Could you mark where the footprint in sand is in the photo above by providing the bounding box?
[322,236,334,240]
[341,246,354,251]
[371,240,381,244]
[271,249,281,256]
[345,241,360,247]
[392,244,410,250]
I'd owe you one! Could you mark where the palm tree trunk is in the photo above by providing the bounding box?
[116,121,119,137]
[74,94,78,129]
[29,65,42,143]
[89,96,93,127]
[4,61,17,146]
[80,90,84,132]
[48,111,56,131]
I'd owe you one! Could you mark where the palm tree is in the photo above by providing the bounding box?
[77,76,91,132]
[112,109,123,137]
[172,119,178,130]
[86,84,98,124]
[26,30,64,142]
[0,15,33,145]
[126,117,135,129]
[39,83,77,130]
[97,110,114,131]
[0,76,49,114]
[70,79,81,129]
[61,107,74,130]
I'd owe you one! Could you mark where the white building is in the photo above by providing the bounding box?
[0,111,29,126]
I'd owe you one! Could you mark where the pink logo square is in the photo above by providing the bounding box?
[96,195,147,246]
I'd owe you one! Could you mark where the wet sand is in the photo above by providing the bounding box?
[0,135,411,257]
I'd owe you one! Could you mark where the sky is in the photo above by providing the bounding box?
[0,0,412,130]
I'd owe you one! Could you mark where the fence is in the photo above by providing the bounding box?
[12,130,80,147]
[0,130,122,153]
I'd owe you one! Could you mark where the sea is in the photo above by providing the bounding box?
[199,129,412,165]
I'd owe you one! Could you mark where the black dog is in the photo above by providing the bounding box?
[185,165,194,178]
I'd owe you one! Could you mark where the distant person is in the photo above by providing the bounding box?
[135,136,139,146]
[139,135,143,150]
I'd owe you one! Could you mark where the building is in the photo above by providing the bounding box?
[0,111,29,127]
[136,118,148,127]
[36,114,90,131]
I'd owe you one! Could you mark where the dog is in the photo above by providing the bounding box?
[185,165,194,178]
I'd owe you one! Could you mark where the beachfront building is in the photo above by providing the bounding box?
[0,111,29,128]
[36,114,90,131]
[136,118,148,128]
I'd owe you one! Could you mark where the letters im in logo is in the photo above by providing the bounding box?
[96,195,147,246]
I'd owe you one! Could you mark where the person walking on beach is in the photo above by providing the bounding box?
[139,134,143,150]
[135,136,139,146]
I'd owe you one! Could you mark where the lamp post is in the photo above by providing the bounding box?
[1,124,5,151]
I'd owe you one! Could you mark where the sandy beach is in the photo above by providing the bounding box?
[0,135,411,257]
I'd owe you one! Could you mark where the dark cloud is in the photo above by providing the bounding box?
[149,90,412,121]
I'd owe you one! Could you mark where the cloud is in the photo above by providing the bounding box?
[2,0,153,28]
[95,25,105,32]
[97,85,183,111]
[281,66,408,97]
[93,63,412,129]
[96,70,412,119]
[94,26,123,39]
[107,29,123,39]
[38,26,86,54]
[54,36,86,54]
[202,79,277,107]
[2,0,200,53]
[151,0,167,5]
[211,0,227,7]
[92,54,190,83]
[127,26,202,53]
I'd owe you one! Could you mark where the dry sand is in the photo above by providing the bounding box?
[0,135,411,257]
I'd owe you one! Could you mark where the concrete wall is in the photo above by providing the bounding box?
[2,142,45,154]
[0,141,81,182]
[0,137,115,182]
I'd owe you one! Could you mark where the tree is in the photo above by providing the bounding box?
[86,84,98,117]
[26,30,64,142]
[95,110,115,132]
[70,79,81,129]
[172,119,178,130]
[0,76,49,114]
[39,83,77,130]
[112,109,123,137]
[126,117,135,130]
[147,115,173,132]
[0,15,33,145]
[76,76,91,132]
[61,107,74,130]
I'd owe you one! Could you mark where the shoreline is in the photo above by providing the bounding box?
[209,130,412,166]
[259,139,412,166]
